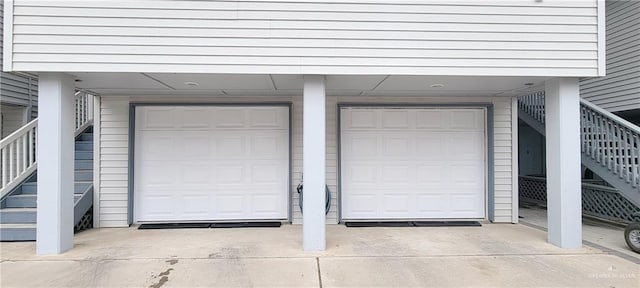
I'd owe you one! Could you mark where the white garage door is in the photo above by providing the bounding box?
[134,106,289,222]
[341,107,486,220]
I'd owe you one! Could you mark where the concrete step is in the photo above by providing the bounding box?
[5,194,37,208]
[75,160,93,170]
[0,208,36,224]
[75,151,93,160]
[0,224,36,241]
[75,141,93,151]
[18,182,92,195]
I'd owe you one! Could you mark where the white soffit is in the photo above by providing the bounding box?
[145,73,275,90]
[71,72,169,90]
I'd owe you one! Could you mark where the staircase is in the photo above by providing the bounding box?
[518,92,640,209]
[0,91,95,241]
[0,129,94,241]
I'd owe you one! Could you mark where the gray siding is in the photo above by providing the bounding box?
[0,72,37,114]
[581,0,640,112]
[7,0,601,76]
[1,2,37,119]
[0,104,26,137]
[98,95,515,227]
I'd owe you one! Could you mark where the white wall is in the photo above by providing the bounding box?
[98,95,515,227]
[580,0,640,112]
[6,0,601,77]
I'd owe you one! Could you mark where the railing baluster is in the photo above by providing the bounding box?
[631,134,640,187]
[619,126,625,179]
[518,92,640,191]
[9,142,15,181]
[15,137,22,175]
[28,129,33,166]
[2,91,95,195]
[1,148,7,186]
[22,134,28,173]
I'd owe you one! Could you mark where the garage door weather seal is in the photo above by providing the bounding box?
[138,222,282,229]
[344,221,482,227]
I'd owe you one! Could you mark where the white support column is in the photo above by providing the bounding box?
[544,78,582,249]
[302,75,326,251]
[37,73,76,254]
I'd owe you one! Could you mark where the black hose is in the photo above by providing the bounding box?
[297,183,331,215]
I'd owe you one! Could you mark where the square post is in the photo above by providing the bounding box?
[36,73,76,254]
[302,75,326,251]
[544,78,582,248]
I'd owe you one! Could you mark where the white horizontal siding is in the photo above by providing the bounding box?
[1,1,4,68]
[580,0,640,112]
[100,94,514,226]
[8,0,600,76]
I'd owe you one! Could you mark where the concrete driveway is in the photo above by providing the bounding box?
[1,223,638,287]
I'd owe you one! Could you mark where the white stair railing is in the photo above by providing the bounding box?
[0,119,38,198]
[75,90,94,136]
[0,91,95,197]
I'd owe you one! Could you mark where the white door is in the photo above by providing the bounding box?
[134,106,289,222]
[341,108,486,220]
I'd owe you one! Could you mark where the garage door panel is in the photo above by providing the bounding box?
[140,162,177,186]
[381,165,412,184]
[139,133,175,161]
[447,164,483,185]
[381,194,411,214]
[180,195,210,216]
[343,194,378,218]
[249,108,287,128]
[250,134,288,158]
[416,194,449,213]
[216,135,245,158]
[345,109,378,129]
[416,110,445,129]
[343,135,378,159]
[343,163,377,183]
[214,165,245,183]
[381,110,410,128]
[450,110,483,129]
[135,106,289,222]
[215,194,246,217]
[179,108,212,129]
[382,137,411,157]
[180,135,212,159]
[416,165,445,184]
[341,108,485,220]
[446,133,484,160]
[141,107,176,129]
[179,163,212,186]
[213,108,245,128]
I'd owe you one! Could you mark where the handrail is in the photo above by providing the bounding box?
[0,91,95,197]
[580,98,640,135]
[518,92,640,191]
